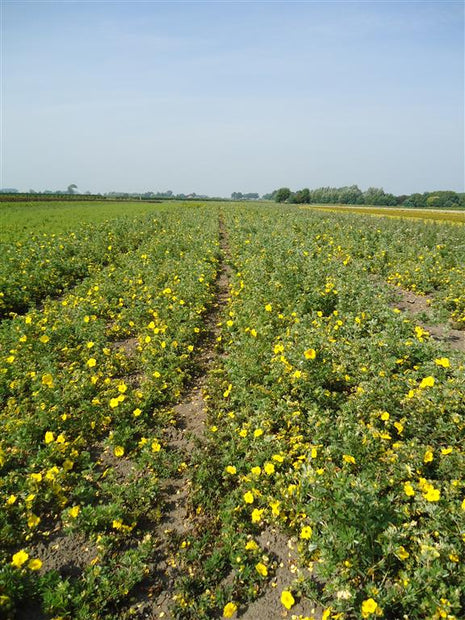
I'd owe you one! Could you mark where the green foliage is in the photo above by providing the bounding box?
[269,185,465,208]
[274,187,292,203]
[0,202,464,619]
[0,205,220,618]
[181,204,465,619]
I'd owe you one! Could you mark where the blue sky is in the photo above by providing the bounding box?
[2,0,464,196]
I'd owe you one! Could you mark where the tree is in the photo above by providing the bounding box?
[262,191,276,200]
[275,187,291,203]
[339,185,362,204]
[67,184,78,194]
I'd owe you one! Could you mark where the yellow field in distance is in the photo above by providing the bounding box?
[301,204,465,224]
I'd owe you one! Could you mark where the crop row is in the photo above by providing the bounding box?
[0,206,219,618]
[175,206,464,619]
[0,200,165,241]
[0,208,171,318]
[301,208,465,326]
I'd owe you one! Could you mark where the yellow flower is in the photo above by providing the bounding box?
[6,495,17,505]
[244,491,254,504]
[223,602,237,618]
[304,348,316,359]
[109,398,119,408]
[87,358,97,368]
[394,421,404,434]
[28,558,42,571]
[272,454,284,462]
[265,304,272,312]
[69,506,80,518]
[41,373,54,388]
[11,550,29,568]
[423,486,440,502]
[362,598,380,617]
[27,514,40,528]
[39,335,49,343]
[461,498,465,511]
[45,466,59,481]
[434,357,450,368]
[300,525,313,539]
[414,325,429,342]
[270,500,280,516]
[151,440,161,453]
[44,431,54,444]
[251,466,261,476]
[114,446,124,457]
[396,546,409,560]
[253,428,264,438]
[255,562,268,577]
[419,376,435,389]
[251,508,264,523]
[380,411,390,421]
[264,462,275,475]
[343,454,356,464]
[112,519,123,529]
[245,540,259,551]
[226,466,237,475]
[423,450,433,464]
[280,590,295,610]
[404,481,415,497]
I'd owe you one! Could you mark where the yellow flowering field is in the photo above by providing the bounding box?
[179,205,464,619]
[0,200,177,318]
[0,201,464,619]
[0,203,220,617]
[303,204,465,225]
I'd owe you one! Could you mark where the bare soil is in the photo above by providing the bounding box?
[126,215,233,618]
[391,287,465,351]
[238,528,323,620]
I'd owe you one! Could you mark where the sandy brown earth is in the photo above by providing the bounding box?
[391,287,465,351]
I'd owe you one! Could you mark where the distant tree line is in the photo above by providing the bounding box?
[266,185,465,209]
[231,192,260,200]
[0,189,226,202]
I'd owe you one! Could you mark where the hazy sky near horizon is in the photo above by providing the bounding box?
[2,0,464,196]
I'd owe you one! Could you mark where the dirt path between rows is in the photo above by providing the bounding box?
[124,214,231,619]
[131,214,325,619]
[391,287,465,352]
[214,219,324,620]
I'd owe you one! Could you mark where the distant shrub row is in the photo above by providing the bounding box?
[266,186,465,209]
